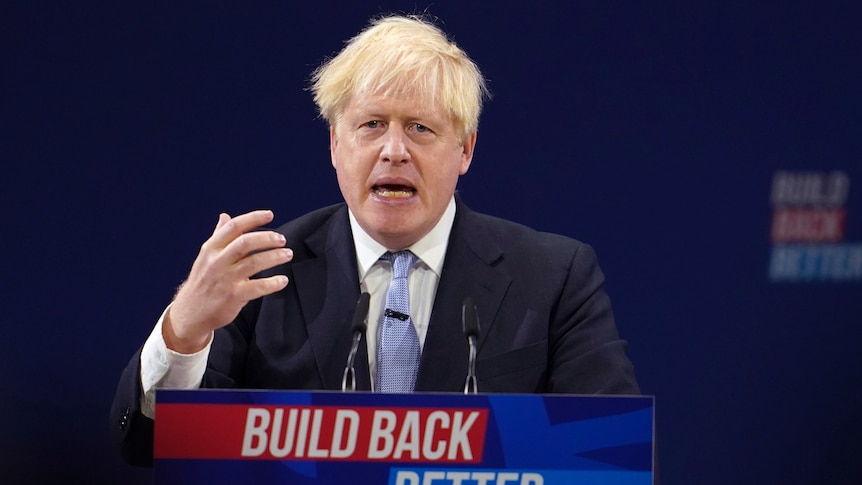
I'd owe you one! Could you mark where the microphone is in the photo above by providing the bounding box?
[462,297,480,394]
[341,292,370,392]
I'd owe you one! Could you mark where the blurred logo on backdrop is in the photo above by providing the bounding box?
[769,170,861,282]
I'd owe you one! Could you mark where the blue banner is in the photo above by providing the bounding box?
[154,390,654,484]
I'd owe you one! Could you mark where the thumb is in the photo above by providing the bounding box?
[213,213,231,234]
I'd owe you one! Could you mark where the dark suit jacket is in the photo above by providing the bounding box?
[110,197,639,466]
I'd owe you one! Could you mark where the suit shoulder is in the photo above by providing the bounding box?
[272,203,346,240]
[467,210,592,256]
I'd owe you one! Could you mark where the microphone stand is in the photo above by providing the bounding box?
[342,293,370,392]
[462,297,480,394]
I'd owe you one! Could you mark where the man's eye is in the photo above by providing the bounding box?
[413,123,430,133]
[364,120,380,128]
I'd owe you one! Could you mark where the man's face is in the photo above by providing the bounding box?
[330,92,476,249]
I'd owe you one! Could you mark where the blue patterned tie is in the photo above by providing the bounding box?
[376,251,420,393]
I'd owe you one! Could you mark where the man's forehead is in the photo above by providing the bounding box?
[348,89,442,115]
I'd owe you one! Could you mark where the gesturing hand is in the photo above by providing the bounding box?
[163,210,293,354]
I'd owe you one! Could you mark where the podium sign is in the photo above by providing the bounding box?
[154,389,653,484]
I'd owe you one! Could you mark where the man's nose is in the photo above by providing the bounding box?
[380,126,410,164]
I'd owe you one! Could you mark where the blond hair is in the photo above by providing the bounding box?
[310,15,489,140]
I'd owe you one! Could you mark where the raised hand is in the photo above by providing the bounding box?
[163,210,292,353]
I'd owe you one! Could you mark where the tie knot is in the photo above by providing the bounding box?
[383,251,416,279]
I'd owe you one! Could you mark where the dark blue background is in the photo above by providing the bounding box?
[2,1,860,483]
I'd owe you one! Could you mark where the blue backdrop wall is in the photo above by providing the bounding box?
[2,1,860,483]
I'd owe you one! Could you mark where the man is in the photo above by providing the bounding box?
[110,15,639,466]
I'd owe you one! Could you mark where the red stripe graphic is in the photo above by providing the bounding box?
[155,404,488,463]
[770,208,846,243]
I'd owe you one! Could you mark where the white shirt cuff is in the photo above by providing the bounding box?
[139,305,212,419]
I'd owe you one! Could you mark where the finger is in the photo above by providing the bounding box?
[222,230,287,265]
[209,210,276,249]
[234,247,293,279]
[237,274,290,302]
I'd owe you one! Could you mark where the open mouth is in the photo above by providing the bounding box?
[372,184,416,198]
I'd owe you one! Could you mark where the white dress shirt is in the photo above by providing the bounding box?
[351,197,454,388]
[138,197,456,418]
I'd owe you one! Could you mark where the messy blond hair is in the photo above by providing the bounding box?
[310,15,489,140]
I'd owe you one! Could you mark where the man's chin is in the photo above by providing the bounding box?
[369,222,428,249]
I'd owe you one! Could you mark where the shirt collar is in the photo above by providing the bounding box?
[350,196,456,279]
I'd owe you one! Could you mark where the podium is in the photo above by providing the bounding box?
[154,389,654,484]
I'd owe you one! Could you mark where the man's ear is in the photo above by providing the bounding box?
[459,131,478,175]
[329,125,338,169]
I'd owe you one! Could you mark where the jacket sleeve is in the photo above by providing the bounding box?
[547,242,640,394]
[109,347,155,466]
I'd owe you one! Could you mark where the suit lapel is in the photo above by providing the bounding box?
[290,206,372,391]
[415,201,511,392]
[287,199,509,393]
